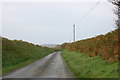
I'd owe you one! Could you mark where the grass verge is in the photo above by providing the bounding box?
[61,50,118,78]
[2,37,58,75]
[65,29,118,62]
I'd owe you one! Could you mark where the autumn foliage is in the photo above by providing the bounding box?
[65,29,119,62]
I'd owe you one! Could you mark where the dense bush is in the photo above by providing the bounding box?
[65,29,119,62]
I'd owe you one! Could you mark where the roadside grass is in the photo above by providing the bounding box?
[2,37,58,75]
[65,29,118,62]
[61,50,118,78]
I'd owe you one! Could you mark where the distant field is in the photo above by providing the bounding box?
[42,44,58,48]
[2,37,58,74]
[62,50,118,78]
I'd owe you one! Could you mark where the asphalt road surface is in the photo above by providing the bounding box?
[3,52,74,78]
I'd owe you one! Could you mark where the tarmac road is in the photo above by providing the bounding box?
[3,52,74,78]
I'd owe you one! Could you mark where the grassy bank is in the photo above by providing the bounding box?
[62,50,118,78]
[2,37,58,74]
[65,29,118,62]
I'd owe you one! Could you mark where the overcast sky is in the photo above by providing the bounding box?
[1,1,117,45]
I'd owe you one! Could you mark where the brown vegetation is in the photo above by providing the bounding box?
[65,29,119,62]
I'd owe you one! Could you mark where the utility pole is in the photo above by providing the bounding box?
[73,24,75,42]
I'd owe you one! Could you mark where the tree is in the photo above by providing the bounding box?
[108,0,120,28]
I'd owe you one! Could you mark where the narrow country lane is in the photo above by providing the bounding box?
[3,52,74,78]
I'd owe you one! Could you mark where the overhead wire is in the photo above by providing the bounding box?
[75,0,102,25]
[70,0,102,42]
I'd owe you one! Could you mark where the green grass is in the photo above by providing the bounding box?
[62,50,119,78]
[2,37,58,74]
[65,29,118,62]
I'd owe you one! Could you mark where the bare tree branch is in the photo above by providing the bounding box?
[108,0,120,28]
